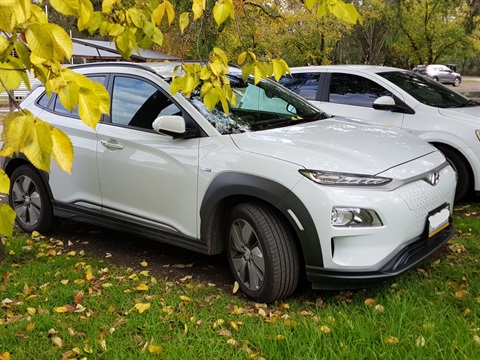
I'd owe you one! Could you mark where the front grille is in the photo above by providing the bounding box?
[394,166,456,235]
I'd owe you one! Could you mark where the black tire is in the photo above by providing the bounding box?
[9,165,58,233]
[433,77,439,82]
[453,77,461,87]
[225,202,300,303]
[436,145,472,202]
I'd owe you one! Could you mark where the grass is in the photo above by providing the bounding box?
[1,201,479,360]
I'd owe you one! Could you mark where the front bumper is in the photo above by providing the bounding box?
[307,221,454,290]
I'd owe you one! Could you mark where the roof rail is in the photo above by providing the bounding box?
[68,61,157,74]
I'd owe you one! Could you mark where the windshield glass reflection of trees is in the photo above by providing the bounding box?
[190,75,326,135]
[380,71,477,109]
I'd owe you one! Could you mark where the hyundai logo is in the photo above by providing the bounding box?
[427,172,440,186]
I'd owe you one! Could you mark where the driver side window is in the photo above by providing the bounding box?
[111,76,180,130]
[329,73,392,108]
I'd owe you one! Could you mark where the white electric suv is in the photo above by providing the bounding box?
[1,62,457,302]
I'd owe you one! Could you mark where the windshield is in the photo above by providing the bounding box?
[189,73,328,134]
[379,71,476,108]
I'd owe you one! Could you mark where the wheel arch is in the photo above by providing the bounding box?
[199,173,324,268]
[431,142,474,199]
[3,157,54,199]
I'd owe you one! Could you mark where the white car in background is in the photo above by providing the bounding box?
[1,62,456,302]
[279,65,480,201]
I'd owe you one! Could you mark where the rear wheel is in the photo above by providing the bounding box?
[226,203,300,303]
[9,165,58,233]
[436,145,472,202]
[453,77,461,87]
[433,77,439,82]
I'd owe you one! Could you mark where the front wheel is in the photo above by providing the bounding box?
[453,77,461,87]
[226,202,300,303]
[9,165,58,233]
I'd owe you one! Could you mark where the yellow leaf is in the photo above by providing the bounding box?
[320,325,331,334]
[53,306,68,313]
[179,295,191,302]
[85,268,94,281]
[135,283,149,291]
[140,261,148,267]
[385,336,399,345]
[192,0,205,20]
[52,336,63,347]
[26,307,37,315]
[25,322,36,331]
[375,305,385,313]
[61,279,69,285]
[364,298,376,306]
[49,0,78,16]
[283,320,297,327]
[165,0,175,24]
[0,352,11,360]
[455,289,468,299]
[226,338,239,347]
[258,308,267,317]
[213,0,235,26]
[179,12,189,34]
[232,281,240,294]
[0,204,16,237]
[148,345,162,354]
[134,303,151,314]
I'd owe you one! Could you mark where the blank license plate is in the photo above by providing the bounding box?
[428,206,450,238]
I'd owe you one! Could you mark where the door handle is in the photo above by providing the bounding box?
[100,140,124,150]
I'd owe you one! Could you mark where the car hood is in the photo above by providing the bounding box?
[230,118,436,174]
[438,106,480,123]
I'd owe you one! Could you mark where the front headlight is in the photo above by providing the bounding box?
[299,169,392,186]
[331,207,383,227]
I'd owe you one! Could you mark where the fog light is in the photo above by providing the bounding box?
[331,207,383,227]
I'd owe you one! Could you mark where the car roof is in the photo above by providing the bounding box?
[289,64,405,74]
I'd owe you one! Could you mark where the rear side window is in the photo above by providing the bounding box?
[329,73,392,107]
[279,73,320,100]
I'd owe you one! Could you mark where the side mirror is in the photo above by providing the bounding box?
[152,115,186,138]
[372,96,397,111]
[372,96,415,115]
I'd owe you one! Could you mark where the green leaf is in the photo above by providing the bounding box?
[0,204,16,237]
[0,169,10,194]
[179,12,189,34]
[109,23,125,37]
[51,127,74,174]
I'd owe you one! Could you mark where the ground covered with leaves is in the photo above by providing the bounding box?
[1,201,479,359]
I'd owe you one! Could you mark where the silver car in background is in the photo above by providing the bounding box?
[412,65,462,87]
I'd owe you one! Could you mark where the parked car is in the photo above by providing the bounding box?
[412,64,461,86]
[2,62,456,302]
[279,65,479,201]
